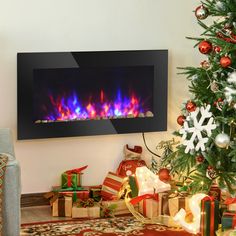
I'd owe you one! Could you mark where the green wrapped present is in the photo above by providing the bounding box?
[61,165,88,189]
[222,212,236,231]
[129,176,138,198]
[61,172,82,189]
[200,196,220,236]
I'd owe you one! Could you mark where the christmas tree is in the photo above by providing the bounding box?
[172,0,236,194]
[150,156,158,174]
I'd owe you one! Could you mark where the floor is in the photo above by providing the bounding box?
[21,206,72,224]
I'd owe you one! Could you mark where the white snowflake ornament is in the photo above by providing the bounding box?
[179,105,217,153]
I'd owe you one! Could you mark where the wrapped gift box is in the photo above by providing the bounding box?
[89,188,102,202]
[228,204,236,212]
[51,186,89,202]
[72,203,100,218]
[168,195,190,217]
[200,196,219,236]
[222,212,236,231]
[225,198,236,212]
[139,198,159,219]
[61,166,88,189]
[101,172,124,200]
[59,190,89,203]
[159,192,170,216]
[102,199,136,215]
[129,176,139,198]
[61,172,82,189]
[52,196,72,217]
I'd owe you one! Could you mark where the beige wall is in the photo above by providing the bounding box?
[0,0,202,193]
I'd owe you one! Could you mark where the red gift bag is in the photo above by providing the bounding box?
[116,159,146,177]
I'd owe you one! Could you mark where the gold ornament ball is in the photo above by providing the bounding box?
[195,5,209,20]
[215,133,230,148]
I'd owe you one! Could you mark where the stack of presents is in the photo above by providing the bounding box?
[45,145,236,235]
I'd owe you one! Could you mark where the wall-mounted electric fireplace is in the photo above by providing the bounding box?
[17,50,168,140]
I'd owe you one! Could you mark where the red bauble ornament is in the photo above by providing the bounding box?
[213,98,223,106]
[195,5,209,20]
[207,165,213,170]
[196,155,204,163]
[158,168,171,182]
[213,46,221,53]
[186,101,196,112]
[177,115,186,126]
[199,40,212,54]
[220,56,231,68]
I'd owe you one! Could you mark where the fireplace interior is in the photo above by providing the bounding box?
[33,66,154,123]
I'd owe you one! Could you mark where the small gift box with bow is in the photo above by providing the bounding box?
[102,199,136,215]
[168,194,190,217]
[200,196,220,236]
[52,195,73,217]
[61,165,88,189]
[130,193,159,219]
[225,198,236,212]
[222,212,236,231]
[89,187,102,202]
[72,198,100,218]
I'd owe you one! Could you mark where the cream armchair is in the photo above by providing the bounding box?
[0,128,21,236]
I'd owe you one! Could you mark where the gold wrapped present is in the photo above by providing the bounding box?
[159,192,170,215]
[168,195,190,217]
[52,196,72,217]
[102,199,136,215]
[72,203,100,218]
[139,198,159,219]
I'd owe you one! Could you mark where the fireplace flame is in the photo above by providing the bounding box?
[41,89,151,122]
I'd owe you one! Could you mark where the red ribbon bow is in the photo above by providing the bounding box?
[202,196,215,202]
[130,193,159,205]
[66,165,88,174]
[225,197,236,205]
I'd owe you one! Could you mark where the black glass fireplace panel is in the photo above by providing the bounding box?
[33,66,154,123]
[17,50,168,140]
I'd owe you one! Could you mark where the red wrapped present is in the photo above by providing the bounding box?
[101,172,124,200]
[225,198,236,212]
[59,190,89,203]
[200,196,219,236]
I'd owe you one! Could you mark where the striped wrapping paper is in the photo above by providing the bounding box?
[101,172,124,200]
